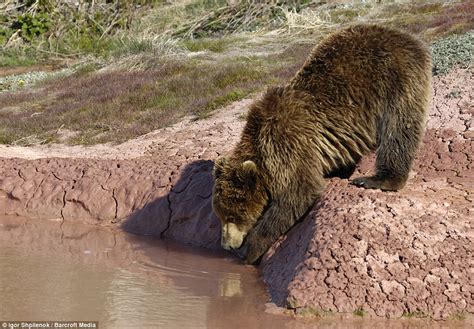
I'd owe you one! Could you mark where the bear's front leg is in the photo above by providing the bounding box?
[241,180,324,264]
[240,199,299,264]
[240,220,276,265]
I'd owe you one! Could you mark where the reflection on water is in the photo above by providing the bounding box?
[1,248,213,328]
[0,216,471,329]
[0,215,282,329]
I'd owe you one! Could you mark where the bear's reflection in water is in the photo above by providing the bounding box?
[1,215,468,328]
[0,215,290,328]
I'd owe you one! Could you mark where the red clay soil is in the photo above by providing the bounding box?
[0,68,472,320]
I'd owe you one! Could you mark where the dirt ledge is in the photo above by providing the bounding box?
[0,68,472,320]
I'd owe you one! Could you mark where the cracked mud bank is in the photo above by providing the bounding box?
[0,68,472,320]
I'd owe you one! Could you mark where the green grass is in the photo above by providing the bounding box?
[198,89,248,118]
[402,311,428,318]
[182,38,230,53]
[449,312,466,321]
[214,62,265,88]
[353,308,366,317]
[0,130,15,144]
[295,306,334,318]
[0,50,37,67]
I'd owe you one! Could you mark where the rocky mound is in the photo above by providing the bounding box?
[0,68,472,320]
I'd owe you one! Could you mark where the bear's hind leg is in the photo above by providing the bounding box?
[352,103,426,191]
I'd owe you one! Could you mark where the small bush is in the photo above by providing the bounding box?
[14,12,52,42]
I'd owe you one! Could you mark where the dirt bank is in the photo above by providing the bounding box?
[0,68,472,320]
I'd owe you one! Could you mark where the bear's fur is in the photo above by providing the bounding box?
[212,24,432,264]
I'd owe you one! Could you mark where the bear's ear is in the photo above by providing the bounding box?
[240,160,258,189]
[213,157,227,179]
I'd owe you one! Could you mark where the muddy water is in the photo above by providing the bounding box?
[0,216,469,329]
[0,216,271,328]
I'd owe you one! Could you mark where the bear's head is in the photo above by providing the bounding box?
[212,157,268,250]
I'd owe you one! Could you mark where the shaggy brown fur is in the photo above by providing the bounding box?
[212,24,432,264]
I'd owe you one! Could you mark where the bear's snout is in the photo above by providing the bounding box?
[221,223,246,250]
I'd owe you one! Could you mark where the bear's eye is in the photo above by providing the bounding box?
[233,180,243,188]
[222,211,243,225]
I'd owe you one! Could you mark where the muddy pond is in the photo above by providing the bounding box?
[0,216,469,329]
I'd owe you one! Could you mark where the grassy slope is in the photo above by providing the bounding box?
[0,0,472,145]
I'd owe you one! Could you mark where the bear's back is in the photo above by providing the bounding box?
[290,24,431,110]
[237,25,432,177]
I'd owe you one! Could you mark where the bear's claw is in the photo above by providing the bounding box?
[351,176,405,191]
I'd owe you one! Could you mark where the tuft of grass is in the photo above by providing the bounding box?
[0,53,37,68]
[449,312,466,321]
[295,306,334,318]
[353,308,366,317]
[0,129,15,144]
[197,89,248,118]
[328,8,362,24]
[213,61,265,89]
[402,311,428,318]
[110,37,186,64]
[416,3,444,14]
[286,297,300,309]
[182,38,230,53]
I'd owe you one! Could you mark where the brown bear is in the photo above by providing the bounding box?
[212,24,432,264]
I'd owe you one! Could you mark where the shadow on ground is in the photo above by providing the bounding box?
[121,160,222,250]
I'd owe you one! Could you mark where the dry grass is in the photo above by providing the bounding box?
[279,0,473,41]
[1,0,472,145]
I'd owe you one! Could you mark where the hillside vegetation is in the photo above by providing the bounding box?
[0,0,472,145]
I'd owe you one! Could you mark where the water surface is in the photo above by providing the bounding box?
[0,215,290,328]
[0,216,470,329]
